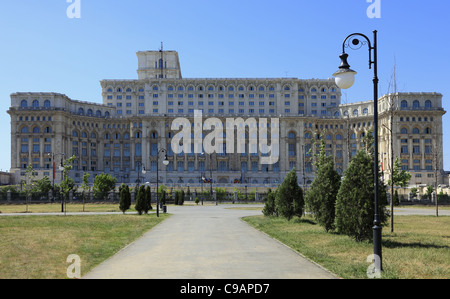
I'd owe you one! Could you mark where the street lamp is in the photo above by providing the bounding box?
[201,152,216,205]
[47,152,66,211]
[155,149,169,217]
[333,30,382,273]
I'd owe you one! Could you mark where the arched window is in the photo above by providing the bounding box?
[90,133,97,139]
[78,108,84,115]
[151,132,158,139]
[44,100,51,108]
[412,128,420,134]
[32,100,39,108]
[105,111,110,117]
[96,110,102,117]
[363,108,369,115]
[82,132,88,138]
[413,100,420,108]
[21,100,28,108]
[401,100,408,109]
[288,132,296,139]
[401,128,408,134]
[336,134,342,140]
[135,131,142,139]
[44,127,51,133]
[21,126,29,133]
[425,127,432,134]
[425,100,432,108]
[33,127,40,133]
[353,109,359,116]
[334,111,340,117]
[304,132,311,139]
[72,130,78,137]
[87,109,93,116]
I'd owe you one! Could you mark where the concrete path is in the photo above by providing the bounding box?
[82,205,337,279]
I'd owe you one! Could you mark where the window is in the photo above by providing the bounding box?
[32,100,39,108]
[401,100,408,108]
[425,100,432,108]
[401,128,408,134]
[401,146,408,154]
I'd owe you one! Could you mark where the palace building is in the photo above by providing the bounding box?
[8,50,446,191]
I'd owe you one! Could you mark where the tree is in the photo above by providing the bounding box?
[93,173,116,201]
[179,189,185,206]
[425,185,434,201]
[335,150,389,242]
[387,157,411,232]
[275,169,304,221]
[22,164,36,213]
[35,176,52,198]
[119,184,131,214]
[306,139,341,232]
[135,185,146,215]
[262,188,278,217]
[144,185,152,214]
[59,156,76,213]
[81,172,90,212]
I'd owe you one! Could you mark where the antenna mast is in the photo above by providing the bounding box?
[159,42,164,79]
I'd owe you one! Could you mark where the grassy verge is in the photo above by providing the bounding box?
[243,214,450,279]
[0,203,127,214]
[0,213,169,279]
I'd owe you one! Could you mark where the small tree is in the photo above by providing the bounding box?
[387,157,411,232]
[59,156,76,213]
[93,173,116,201]
[22,164,35,213]
[262,189,278,217]
[335,150,389,242]
[306,139,341,232]
[425,185,434,201]
[144,185,152,214]
[119,184,131,214]
[135,185,146,215]
[275,169,304,221]
[81,172,90,212]
[179,189,185,206]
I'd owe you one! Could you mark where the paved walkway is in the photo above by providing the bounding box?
[82,205,337,279]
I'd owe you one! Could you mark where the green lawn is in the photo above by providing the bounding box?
[243,214,450,279]
[0,213,169,279]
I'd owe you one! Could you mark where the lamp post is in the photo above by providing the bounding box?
[47,152,66,210]
[155,149,169,217]
[333,30,382,273]
[201,152,217,205]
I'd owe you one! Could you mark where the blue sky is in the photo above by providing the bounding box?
[0,0,449,171]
